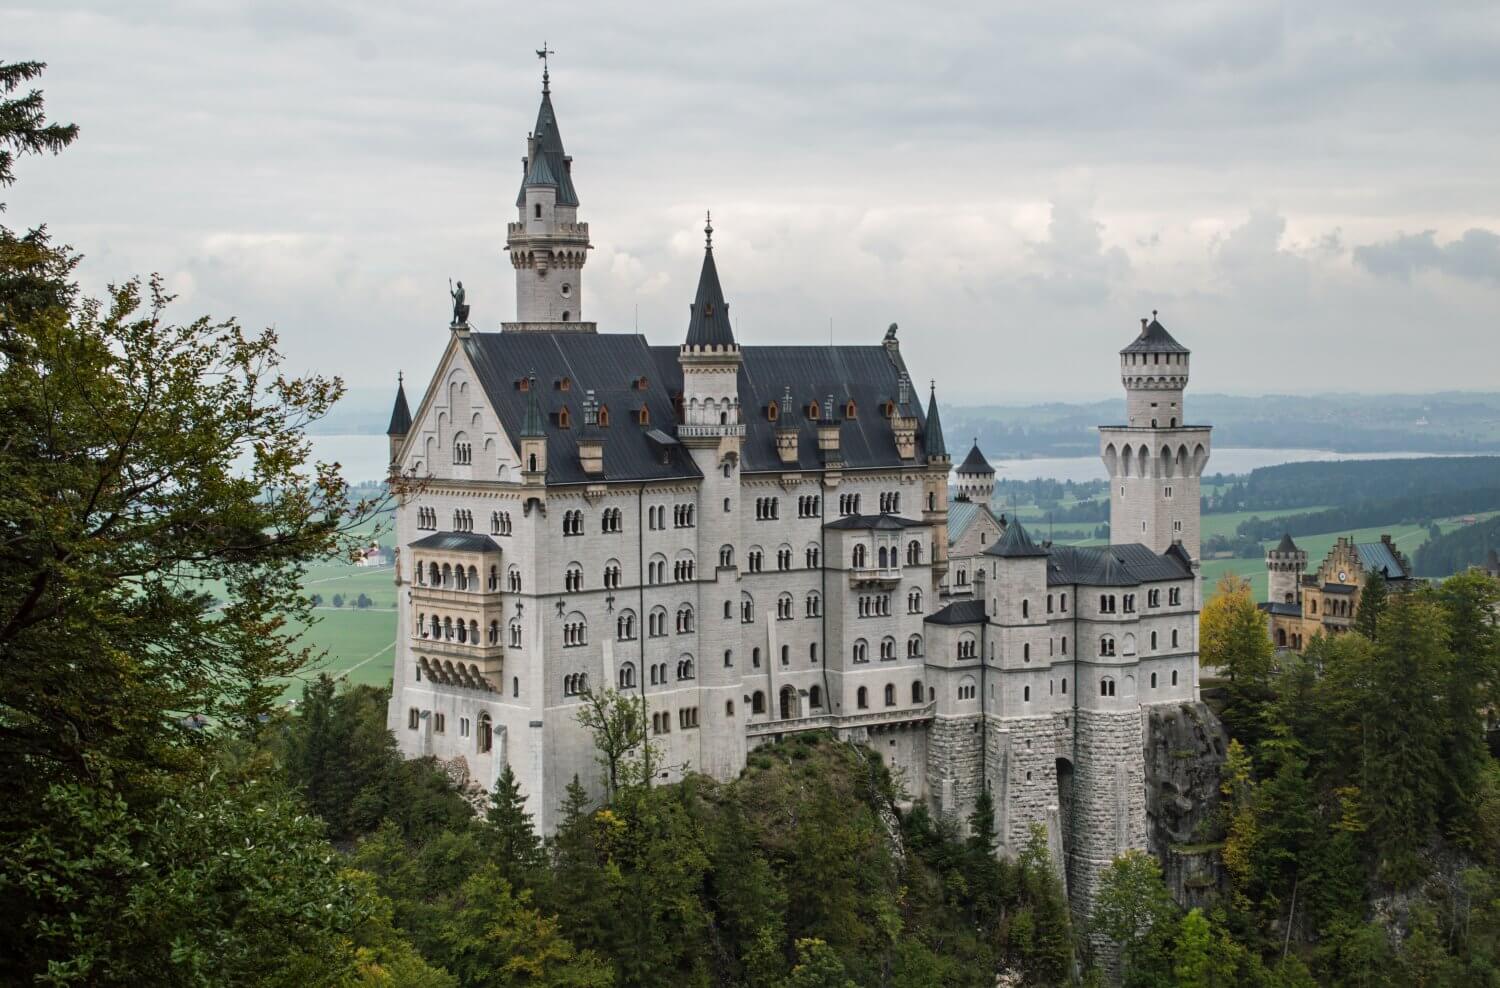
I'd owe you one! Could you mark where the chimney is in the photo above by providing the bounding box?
[1140,317,1148,337]
[892,374,918,460]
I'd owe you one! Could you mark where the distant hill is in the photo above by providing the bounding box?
[944,391,1500,458]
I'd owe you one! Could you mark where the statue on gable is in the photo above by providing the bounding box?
[449,279,470,327]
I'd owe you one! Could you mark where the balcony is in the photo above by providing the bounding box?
[849,564,902,587]
[745,701,935,738]
[411,584,502,606]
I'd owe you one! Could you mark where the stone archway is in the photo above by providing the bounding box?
[779,685,799,720]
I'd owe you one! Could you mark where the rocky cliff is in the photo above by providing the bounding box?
[1143,701,1229,908]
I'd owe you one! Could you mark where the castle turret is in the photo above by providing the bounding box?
[924,382,952,585]
[385,372,412,470]
[955,441,995,504]
[1266,533,1306,605]
[675,214,746,779]
[519,373,547,484]
[505,65,593,331]
[1099,312,1212,561]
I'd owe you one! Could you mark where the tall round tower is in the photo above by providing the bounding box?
[1098,312,1213,561]
[1266,533,1306,605]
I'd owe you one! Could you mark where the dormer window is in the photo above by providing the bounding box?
[517,377,530,392]
[597,405,610,427]
[882,400,895,418]
[806,401,820,420]
[704,303,714,317]
[557,377,571,392]
[637,406,650,426]
[767,401,779,422]
[557,407,571,428]
[845,400,857,418]
[634,376,649,390]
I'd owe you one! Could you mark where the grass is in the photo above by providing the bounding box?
[281,606,397,701]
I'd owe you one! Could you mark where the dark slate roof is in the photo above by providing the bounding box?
[520,376,546,437]
[1121,317,1189,354]
[1323,582,1357,595]
[515,88,579,207]
[684,245,735,348]
[386,376,412,436]
[1260,601,1302,617]
[925,599,987,626]
[1275,533,1300,553]
[987,518,1048,558]
[924,384,948,458]
[947,500,997,545]
[410,531,502,552]
[824,513,925,531]
[1043,543,1192,587]
[958,442,994,475]
[647,343,936,474]
[466,333,700,485]
[1355,541,1408,580]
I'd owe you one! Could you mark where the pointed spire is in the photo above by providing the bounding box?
[386,371,412,437]
[924,381,948,459]
[516,58,578,208]
[521,372,546,437]
[684,215,736,349]
[958,441,994,475]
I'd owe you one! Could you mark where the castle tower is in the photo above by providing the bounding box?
[1098,313,1212,560]
[923,383,952,587]
[676,214,747,779]
[1266,533,1306,605]
[385,372,411,471]
[505,65,593,330]
[955,441,996,504]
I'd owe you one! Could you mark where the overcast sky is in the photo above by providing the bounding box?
[6,1,1500,403]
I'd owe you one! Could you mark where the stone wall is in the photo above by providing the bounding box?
[1143,700,1229,907]
[1066,708,1148,930]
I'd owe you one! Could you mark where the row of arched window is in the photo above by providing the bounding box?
[797,495,822,517]
[858,594,891,617]
[853,681,926,710]
[417,507,437,530]
[408,707,493,753]
[452,509,474,533]
[838,493,862,515]
[753,497,780,521]
[490,510,513,536]
[416,612,501,647]
[416,560,501,592]
[878,491,900,513]
[849,635,924,663]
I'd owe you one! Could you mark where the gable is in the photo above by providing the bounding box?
[400,339,520,482]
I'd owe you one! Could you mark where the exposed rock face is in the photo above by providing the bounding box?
[1143,701,1229,907]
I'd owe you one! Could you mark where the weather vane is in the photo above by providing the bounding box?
[704,210,713,250]
[536,42,555,90]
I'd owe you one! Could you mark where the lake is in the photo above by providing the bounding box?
[306,433,1464,487]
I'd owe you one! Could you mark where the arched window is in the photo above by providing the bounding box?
[676,604,695,634]
[852,638,869,663]
[476,713,493,753]
[751,691,765,715]
[1150,671,1158,689]
[809,684,823,708]
[740,593,755,623]
[805,591,822,617]
[1024,685,1031,702]
[616,610,636,641]
[857,686,869,709]
[676,656,695,680]
[907,540,922,565]
[780,644,790,666]
[907,587,923,613]
[880,636,897,661]
[1099,635,1116,657]
[648,607,667,637]
[509,618,522,648]
[884,683,896,706]
[719,544,735,568]
[912,680,924,704]
[619,662,637,689]
[564,563,583,593]
[852,544,867,569]
[1100,677,1116,697]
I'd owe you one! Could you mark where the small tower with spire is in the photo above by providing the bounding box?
[386,372,412,471]
[677,212,744,443]
[505,57,593,331]
[923,382,953,585]
[1266,533,1306,605]
[955,440,995,504]
[519,372,547,485]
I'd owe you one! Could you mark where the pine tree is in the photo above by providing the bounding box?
[1436,570,1500,835]
[484,763,543,884]
[1352,570,1387,640]
[967,787,998,855]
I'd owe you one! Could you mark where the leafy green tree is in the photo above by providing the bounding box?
[334,592,346,607]
[967,786,999,854]
[1172,908,1214,988]
[779,938,856,988]
[436,862,612,988]
[1201,574,1278,746]
[1092,849,1179,986]
[1352,570,1387,640]
[575,686,657,797]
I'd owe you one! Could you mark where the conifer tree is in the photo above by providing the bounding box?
[967,786,999,855]
[484,763,544,884]
[1352,570,1387,640]
[1436,570,1500,834]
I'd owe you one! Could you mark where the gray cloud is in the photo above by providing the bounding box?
[4,0,1500,402]
[1354,228,1500,284]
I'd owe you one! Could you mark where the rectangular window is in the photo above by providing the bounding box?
[433,712,446,734]
[460,717,471,737]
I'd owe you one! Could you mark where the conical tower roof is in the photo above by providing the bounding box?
[386,373,412,437]
[958,441,994,475]
[520,373,546,437]
[991,517,1048,558]
[1275,533,1300,553]
[515,78,579,207]
[1121,312,1188,354]
[924,383,948,459]
[684,216,736,348]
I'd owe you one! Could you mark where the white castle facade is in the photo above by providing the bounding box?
[385,69,1213,909]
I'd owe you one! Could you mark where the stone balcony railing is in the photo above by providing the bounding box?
[506,221,590,240]
[413,635,504,666]
[849,564,903,586]
[745,701,935,738]
[411,585,503,606]
[675,423,747,439]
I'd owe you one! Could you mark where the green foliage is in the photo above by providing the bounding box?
[1352,570,1387,640]
[574,686,658,798]
[1415,514,1500,576]
[1092,850,1179,984]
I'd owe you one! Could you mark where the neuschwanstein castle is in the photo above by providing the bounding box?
[384,67,1213,910]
